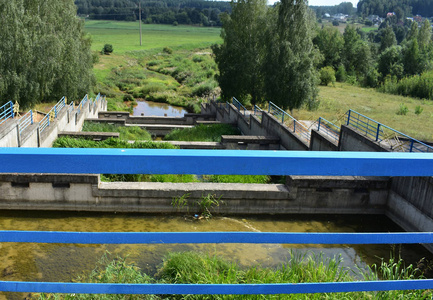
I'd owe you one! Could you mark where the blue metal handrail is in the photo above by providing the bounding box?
[0,150,433,295]
[232,97,247,116]
[268,101,311,142]
[0,101,14,125]
[68,101,74,113]
[18,110,33,134]
[345,110,433,153]
[253,105,263,119]
[39,97,66,133]
[316,117,340,143]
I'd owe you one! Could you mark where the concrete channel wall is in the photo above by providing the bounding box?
[203,100,433,249]
[0,173,389,215]
[0,98,106,148]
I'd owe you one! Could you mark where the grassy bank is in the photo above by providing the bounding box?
[293,82,433,142]
[85,21,221,114]
[164,124,241,142]
[37,251,431,300]
[82,122,152,141]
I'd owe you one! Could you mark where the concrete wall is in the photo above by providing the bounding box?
[0,97,106,148]
[0,173,389,215]
[338,125,390,152]
[310,129,338,151]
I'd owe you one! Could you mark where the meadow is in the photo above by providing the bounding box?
[84,20,433,142]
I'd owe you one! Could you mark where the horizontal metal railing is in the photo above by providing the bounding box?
[253,105,263,119]
[0,150,433,295]
[345,109,433,153]
[268,101,311,142]
[77,94,89,115]
[232,97,247,116]
[316,117,340,143]
[0,231,432,295]
[0,101,14,125]
[18,110,33,134]
[39,97,66,133]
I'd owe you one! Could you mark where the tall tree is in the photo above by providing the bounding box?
[313,26,344,69]
[0,0,95,108]
[262,0,318,111]
[380,25,397,52]
[212,0,267,105]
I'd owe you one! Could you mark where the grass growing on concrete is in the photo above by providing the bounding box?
[36,251,431,300]
[82,121,152,141]
[52,137,174,149]
[204,175,271,184]
[164,124,241,142]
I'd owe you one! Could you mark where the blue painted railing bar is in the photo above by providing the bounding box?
[68,101,74,113]
[1,280,433,295]
[232,97,247,116]
[18,110,33,134]
[0,101,14,125]
[345,109,433,153]
[268,101,311,142]
[40,97,67,133]
[253,105,263,119]
[0,231,432,244]
[2,148,433,176]
[316,117,340,143]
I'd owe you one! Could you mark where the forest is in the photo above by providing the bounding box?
[357,0,433,18]
[74,0,231,25]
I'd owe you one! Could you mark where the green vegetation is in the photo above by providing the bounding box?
[204,175,271,184]
[36,251,432,300]
[164,124,240,142]
[53,137,175,149]
[82,122,152,141]
[172,193,222,218]
[0,0,94,108]
[213,0,318,110]
[85,21,221,114]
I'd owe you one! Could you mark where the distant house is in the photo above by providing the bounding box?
[323,13,330,18]
[367,14,382,25]
[414,15,423,22]
[387,12,396,18]
[332,13,348,21]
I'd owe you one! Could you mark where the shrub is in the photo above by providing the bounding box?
[319,66,336,86]
[163,46,173,54]
[397,103,409,115]
[335,65,346,82]
[415,105,423,115]
[123,94,134,102]
[332,20,339,26]
[365,20,373,26]
[191,81,216,97]
[102,44,113,55]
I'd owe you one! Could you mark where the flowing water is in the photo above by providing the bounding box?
[0,210,431,296]
[133,100,188,117]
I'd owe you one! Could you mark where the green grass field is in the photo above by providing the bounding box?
[84,20,221,53]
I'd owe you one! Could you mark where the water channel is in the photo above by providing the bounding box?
[133,100,188,117]
[0,210,431,294]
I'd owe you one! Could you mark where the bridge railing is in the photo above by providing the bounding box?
[0,101,14,126]
[345,109,433,153]
[232,97,247,116]
[268,101,311,142]
[0,149,433,296]
[76,94,89,115]
[253,105,263,119]
[18,110,33,134]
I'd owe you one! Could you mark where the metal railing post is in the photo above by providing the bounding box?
[346,110,351,126]
[268,101,270,113]
[318,118,322,131]
[30,110,33,125]
[410,140,414,152]
[376,124,381,141]
[10,102,14,119]
[293,120,296,132]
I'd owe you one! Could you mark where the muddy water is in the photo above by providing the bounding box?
[133,100,187,117]
[0,211,431,291]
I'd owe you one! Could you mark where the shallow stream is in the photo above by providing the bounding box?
[0,210,431,293]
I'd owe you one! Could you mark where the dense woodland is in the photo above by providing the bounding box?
[357,0,433,18]
[75,0,231,25]
[0,0,95,108]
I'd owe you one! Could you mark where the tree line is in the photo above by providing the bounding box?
[0,0,95,108]
[75,0,231,26]
[358,0,433,19]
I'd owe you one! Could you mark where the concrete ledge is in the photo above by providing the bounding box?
[154,141,224,149]
[287,176,390,189]
[98,111,129,119]
[86,118,126,125]
[196,121,222,125]
[0,173,99,184]
[59,131,119,140]
[221,135,279,144]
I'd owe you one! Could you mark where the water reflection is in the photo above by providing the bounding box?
[0,212,431,287]
[133,100,187,117]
